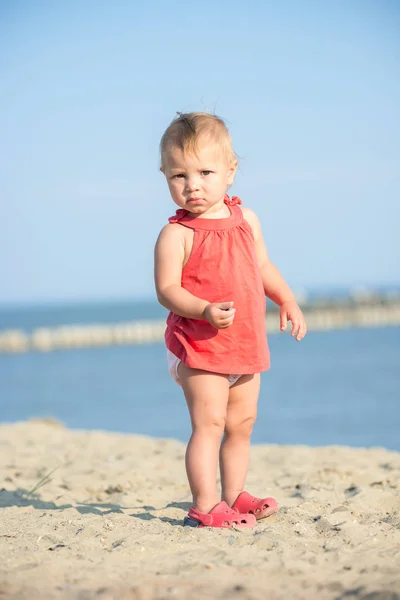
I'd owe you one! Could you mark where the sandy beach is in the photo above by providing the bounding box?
[0,420,399,600]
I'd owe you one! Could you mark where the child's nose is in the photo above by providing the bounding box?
[186,177,200,191]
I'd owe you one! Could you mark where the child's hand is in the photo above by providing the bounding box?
[280,301,307,341]
[204,302,236,329]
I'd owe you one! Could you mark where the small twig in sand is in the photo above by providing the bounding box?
[27,465,61,495]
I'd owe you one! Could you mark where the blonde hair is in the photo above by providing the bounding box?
[160,112,237,170]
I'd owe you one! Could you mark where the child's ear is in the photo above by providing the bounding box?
[228,160,238,183]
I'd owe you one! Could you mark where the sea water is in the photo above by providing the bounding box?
[0,301,399,450]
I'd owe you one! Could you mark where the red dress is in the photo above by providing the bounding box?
[165,195,270,375]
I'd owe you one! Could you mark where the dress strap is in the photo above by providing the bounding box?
[225,195,242,207]
[168,209,187,224]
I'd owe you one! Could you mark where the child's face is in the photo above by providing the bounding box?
[163,142,237,217]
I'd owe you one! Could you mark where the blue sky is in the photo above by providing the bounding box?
[1,1,399,304]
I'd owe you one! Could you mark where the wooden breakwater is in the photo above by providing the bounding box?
[0,302,399,354]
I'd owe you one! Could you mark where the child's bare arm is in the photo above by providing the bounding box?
[154,224,235,328]
[242,208,307,341]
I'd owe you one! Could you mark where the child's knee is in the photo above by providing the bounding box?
[192,414,226,435]
[225,415,256,437]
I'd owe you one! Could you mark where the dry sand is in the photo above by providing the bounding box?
[0,420,399,600]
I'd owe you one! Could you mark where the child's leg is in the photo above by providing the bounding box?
[178,363,230,514]
[219,374,260,507]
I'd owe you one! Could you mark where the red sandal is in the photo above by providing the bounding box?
[183,501,256,528]
[231,491,278,520]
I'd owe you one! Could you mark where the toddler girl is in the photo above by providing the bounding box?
[154,112,307,528]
